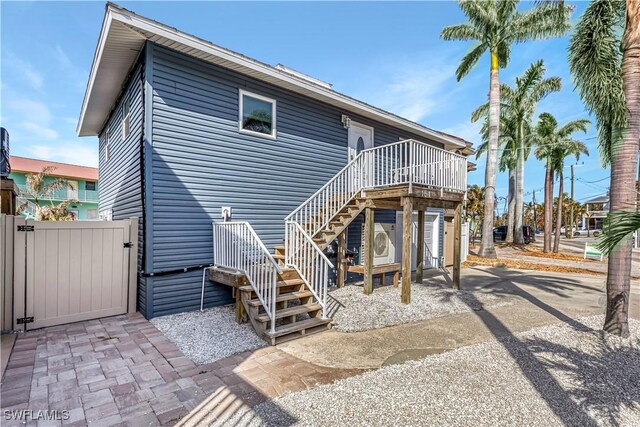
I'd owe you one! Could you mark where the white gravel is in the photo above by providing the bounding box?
[217,316,640,427]
[329,283,512,332]
[151,305,266,364]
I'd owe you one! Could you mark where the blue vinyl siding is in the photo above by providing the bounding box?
[98,58,148,316]
[142,44,446,317]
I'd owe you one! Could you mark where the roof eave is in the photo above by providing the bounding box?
[77,3,469,151]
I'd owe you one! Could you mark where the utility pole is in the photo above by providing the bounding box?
[569,164,575,239]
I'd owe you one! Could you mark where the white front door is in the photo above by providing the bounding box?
[348,122,374,162]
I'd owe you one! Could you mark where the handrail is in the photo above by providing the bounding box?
[288,221,334,268]
[282,139,466,324]
[285,151,365,221]
[212,221,281,333]
[285,221,332,319]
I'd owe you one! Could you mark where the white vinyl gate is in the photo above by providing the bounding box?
[6,216,138,330]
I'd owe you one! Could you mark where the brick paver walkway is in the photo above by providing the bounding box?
[0,313,363,426]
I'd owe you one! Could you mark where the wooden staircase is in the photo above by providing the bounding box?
[235,198,366,345]
[238,264,331,345]
[309,196,367,250]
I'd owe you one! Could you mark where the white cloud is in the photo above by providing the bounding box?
[359,61,457,123]
[6,97,52,124]
[5,52,44,90]
[18,121,58,140]
[441,120,483,146]
[28,141,98,167]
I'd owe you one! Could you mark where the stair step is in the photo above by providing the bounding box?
[238,278,305,293]
[265,317,332,340]
[273,254,285,260]
[255,303,322,322]
[247,290,313,307]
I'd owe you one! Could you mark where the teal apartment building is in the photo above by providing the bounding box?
[9,156,99,220]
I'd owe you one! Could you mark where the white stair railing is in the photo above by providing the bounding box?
[285,221,334,319]
[284,139,467,315]
[213,221,281,333]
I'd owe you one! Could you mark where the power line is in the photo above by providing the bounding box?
[578,176,609,184]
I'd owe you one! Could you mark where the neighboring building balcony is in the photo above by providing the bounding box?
[17,184,98,203]
[584,210,607,218]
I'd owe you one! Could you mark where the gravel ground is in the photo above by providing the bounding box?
[329,283,512,332]
[217,316,640,427]
[151,305,266,364]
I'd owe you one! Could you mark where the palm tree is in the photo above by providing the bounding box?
[442,0,572,258]
[502,61,561,244]
[465,184,485,245]
[569,0,640,337]
[473,60,561,244]
[18,166,75,220]
[473,113,518,243]
[533,113,590,253]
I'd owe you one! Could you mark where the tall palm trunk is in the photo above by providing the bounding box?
[479,52,500,258]
[604,0,640,337]
[506,167,516,242]
[553,170,564,253]
[514,126,525,244]
[543,160,554,253]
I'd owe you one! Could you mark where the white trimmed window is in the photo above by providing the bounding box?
[105,127,111,162]
[122,97,131,139]
[239,89,276,138]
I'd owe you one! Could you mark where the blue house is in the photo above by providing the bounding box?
[78,3,472,343]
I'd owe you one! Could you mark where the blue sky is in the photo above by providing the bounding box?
[0,1,609,206]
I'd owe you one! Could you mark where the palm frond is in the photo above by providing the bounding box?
[557,119,591,138]
[598,211,640,255]
[455,42,487,81]
[568,0,626,167]
[529,77,562,103]
[471,103,490,123]
[508,1,572,42]
[440,23,482,41]
[458,0,498,29]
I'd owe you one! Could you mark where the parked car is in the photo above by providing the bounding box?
[493,225,536,244]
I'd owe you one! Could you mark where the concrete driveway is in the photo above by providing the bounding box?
[277,266,640,369]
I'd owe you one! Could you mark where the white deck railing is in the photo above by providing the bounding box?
[284,139,466,316]
[213,221,281,333]
[285,221,334,319]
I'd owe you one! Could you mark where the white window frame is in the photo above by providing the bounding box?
[105,127,111,162]
[122,97,131,139]
[238,89,277,139]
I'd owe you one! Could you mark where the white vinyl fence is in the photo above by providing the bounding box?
[1,215,138,331]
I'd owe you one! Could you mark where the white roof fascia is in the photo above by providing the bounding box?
[78,4,467,150]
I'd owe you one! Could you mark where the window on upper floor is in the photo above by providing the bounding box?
[85,181,96,191]
[122,97,131,139]
[105,128,111,162]
[239,89,276,138]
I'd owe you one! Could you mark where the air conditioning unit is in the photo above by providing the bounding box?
[361,223,396,265]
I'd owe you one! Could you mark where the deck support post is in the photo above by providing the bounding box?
[363,207,375,295]
[337,232,346,288]
[416,209,425,284]
[453,202,462,290]
[401,196,413,304]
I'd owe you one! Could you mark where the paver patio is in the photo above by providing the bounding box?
[0,313,362,426]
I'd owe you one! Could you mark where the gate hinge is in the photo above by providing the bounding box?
[17,225,35,232]
[16,317,34,325]
[123,242,134,248]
